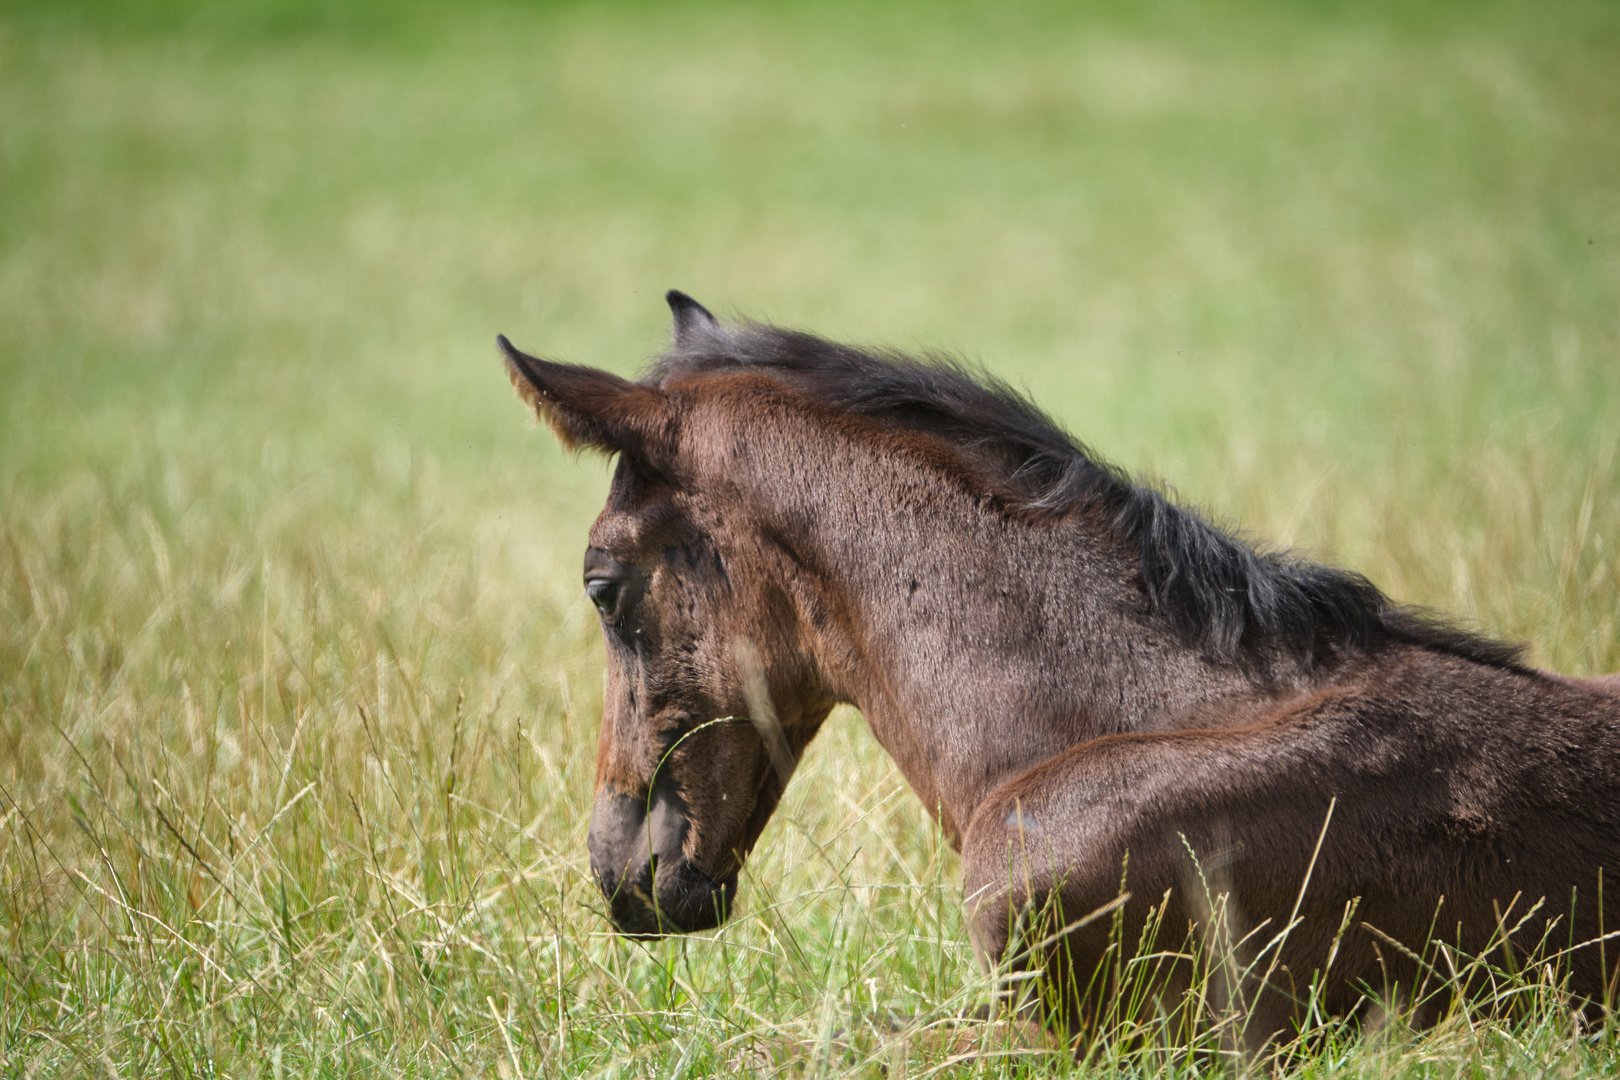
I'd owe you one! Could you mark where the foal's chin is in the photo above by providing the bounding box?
[606,865,738,939]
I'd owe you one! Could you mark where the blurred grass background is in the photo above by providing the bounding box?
[1,0,1618,1075]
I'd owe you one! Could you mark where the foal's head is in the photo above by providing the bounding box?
[502,293,838,936]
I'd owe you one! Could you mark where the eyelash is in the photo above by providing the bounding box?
[587,578,621,617]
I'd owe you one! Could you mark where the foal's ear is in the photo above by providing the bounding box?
[499,335,667,456]
[666,289,721,346]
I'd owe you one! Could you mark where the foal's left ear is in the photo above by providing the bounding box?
[499,335,668,456]
[667,289,721,346]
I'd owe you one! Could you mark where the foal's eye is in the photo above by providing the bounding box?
[586,578,621,616]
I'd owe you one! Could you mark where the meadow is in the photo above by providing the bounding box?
[1,0,1618,1074]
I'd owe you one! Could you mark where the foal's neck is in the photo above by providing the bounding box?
[802,473,1323,844]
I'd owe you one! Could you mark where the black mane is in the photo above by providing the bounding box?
[647,322,1525,669]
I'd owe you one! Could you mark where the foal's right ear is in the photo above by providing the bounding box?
[499,335,668,456]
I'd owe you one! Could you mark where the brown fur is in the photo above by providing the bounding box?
[499,296,1620,1044]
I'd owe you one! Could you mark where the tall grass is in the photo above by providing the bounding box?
[2,0,1618,1074]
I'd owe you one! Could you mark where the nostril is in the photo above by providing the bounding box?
[646,853,659,878]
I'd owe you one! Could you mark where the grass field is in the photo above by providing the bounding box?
[2,0,1619,1075]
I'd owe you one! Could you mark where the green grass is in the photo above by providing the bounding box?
[2,0,1618,1074]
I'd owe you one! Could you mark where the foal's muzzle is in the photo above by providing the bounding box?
[587,787,735,937]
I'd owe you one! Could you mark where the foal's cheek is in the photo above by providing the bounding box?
[675,732,765,871]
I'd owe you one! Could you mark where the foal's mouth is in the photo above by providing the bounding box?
[603,862,737,939]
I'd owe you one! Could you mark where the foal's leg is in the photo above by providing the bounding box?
[959,682,1620,1053]
[959,722,1342,1053]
